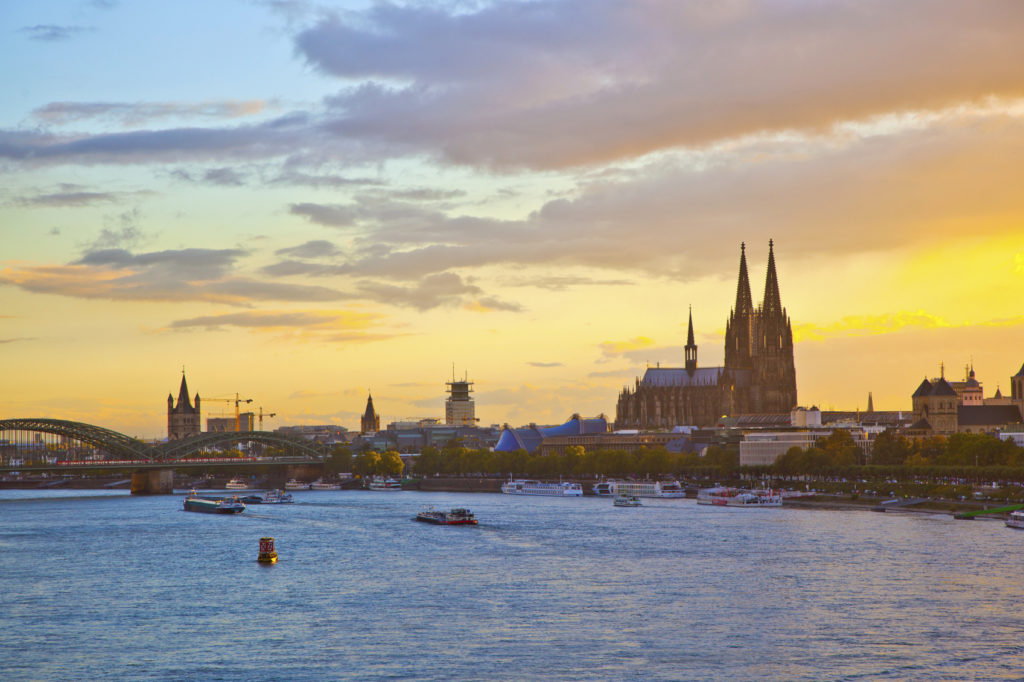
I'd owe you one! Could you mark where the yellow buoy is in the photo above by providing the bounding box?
[257,536,278,564]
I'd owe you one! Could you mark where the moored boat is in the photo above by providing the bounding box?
[284,478,309,491]
[241,489,293,504]
[367,477,403,491]
[183,490,245,514]
[614,479,686,499]
[1006,510,1024,529]
[613,495,642,507]
[225,477,250,490]
[697,487,782,507]
[415,506,478,525]
[310,478,341,490]
[501,479,583,496]
[593,479,623,496]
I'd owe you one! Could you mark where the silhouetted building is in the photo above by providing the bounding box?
[445,372,477,426]
[361,393,380,434]
[167,373,201,440]
[616,241,798,429]
[207,412,254,433]
[911,363,1023,435]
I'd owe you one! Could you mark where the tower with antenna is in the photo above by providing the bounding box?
[445,366,477,426]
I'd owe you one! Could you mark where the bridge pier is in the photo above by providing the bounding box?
[131,469,174,495]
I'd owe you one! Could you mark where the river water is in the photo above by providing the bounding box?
[1,489,1022,680]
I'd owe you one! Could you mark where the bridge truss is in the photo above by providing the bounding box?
[0,418,327,464]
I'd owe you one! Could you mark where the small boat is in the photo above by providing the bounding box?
[225,477,250,490]
[1006,510,1024,529]
[241,489,294,504]
[368,477,403,491]
[310,479,341,490]
[183,490,245,514]
[284,479,309,491]
[613,495,642,507]
[415,506,478,525]
[696,487,782,507]
[501,479,583,496]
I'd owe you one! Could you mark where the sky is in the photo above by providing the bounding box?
[1,0,1023,439]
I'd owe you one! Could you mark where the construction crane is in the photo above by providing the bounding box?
[257,407,276,431]
[207,393,254,432]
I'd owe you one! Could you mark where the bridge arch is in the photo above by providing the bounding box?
[0,418,155,461]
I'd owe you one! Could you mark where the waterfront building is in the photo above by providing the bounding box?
[167,372,201,440]
[445,372,477,426]
[615,241,797,429]
[494,414,609,454]
[911,363,1023,435]
[361,393,380,434]
[739,429,873,467]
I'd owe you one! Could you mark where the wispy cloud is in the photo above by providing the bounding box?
[794,311,1024,342]
[600,336,655,357]
[32,100,269,127]
[528,361,563,368]
[21,25,93,42]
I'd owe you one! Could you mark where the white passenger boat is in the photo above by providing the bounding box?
[225,477,250,490]
[501,479,583,496]
[613,495,642,507]
[367,477,403,491]
[1006,510,1024,529]
[310,478,341,490]
[598,479,687,499]
[697,487,782,507]
[593,479,623,496]
[284,478,309,491]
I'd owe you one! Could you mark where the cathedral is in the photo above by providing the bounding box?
[615,241,798,429]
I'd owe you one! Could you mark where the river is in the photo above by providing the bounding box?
[1,489,1022,680]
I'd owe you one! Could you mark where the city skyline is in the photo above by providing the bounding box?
[2,1,1024,438]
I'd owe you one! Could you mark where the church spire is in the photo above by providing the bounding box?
[176,373,193,411]
[762,239,782,316]
[685,306,697,374]
[734,242,753,315]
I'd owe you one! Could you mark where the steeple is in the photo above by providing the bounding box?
[734,242,753,315]
[866,392,874,412]
[762,239,782,316]
[361,392,380,434]
[685,306,697,375]
[176,373,193,411]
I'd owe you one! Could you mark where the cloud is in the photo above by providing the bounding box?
[793,311,1024,342]
[32,100,269,127]
[166,310,397,345]
[528,361,564,368]
[275,240,341,259]
[19,191,118,207]
[354,272,481,311]
[297,0,1024,170]
[0,247,349,306]
[0,337,35,344]
[21,25,93,42]
[171,167,247,186]
[600,336,655,357]
[508,275,635,291]
[464,296,523,313]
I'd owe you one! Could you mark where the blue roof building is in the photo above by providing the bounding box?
[494,414,609,454]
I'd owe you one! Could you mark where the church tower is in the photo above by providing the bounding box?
[749,240,798,413]
[685,307,697,375]
[167,372,201,440]
[361,392,380,434]
[724,243,754,370]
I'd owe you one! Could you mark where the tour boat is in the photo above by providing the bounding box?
[1006,510,1024,529]
[183,490,245,514]
[415,506,478,525]
[696,487,782,507]
[310,479,341,490]
[367,477,403,491]
[613,495,642,507]
[593,479,623,496]
[593,479,684,498]
[501,479,583,496]
[225,477,250,490]
[284,479,308,491]
[241,489,293,504]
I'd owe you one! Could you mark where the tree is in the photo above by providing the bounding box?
[870,430,911,466]
[353,450,381,477]
[326,444,352,475]
[378,450,405,477]
[415,446,442,477]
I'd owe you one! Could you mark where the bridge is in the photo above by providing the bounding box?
[0,418,330,494]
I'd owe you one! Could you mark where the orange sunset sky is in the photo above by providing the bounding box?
[2,1,1023,438]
